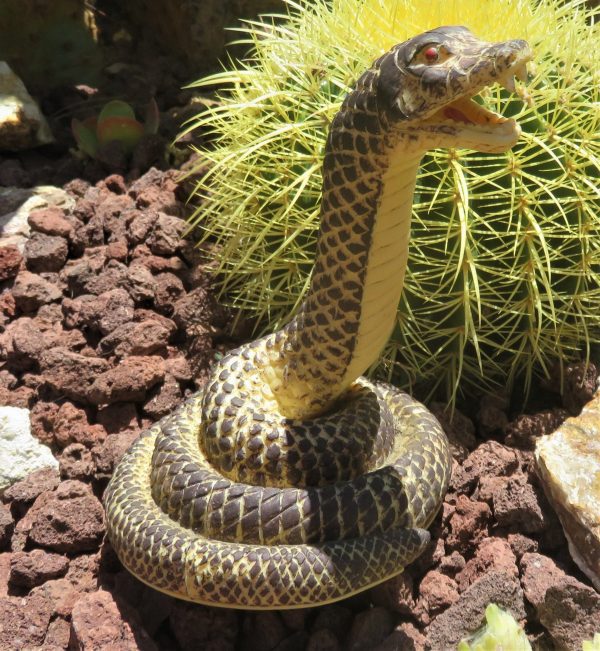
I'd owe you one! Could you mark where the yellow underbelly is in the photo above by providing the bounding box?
[341,153,420,387]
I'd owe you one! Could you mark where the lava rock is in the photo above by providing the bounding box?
[98,319,172,358]
[492,473,546,533]
[450,441,520,494]
[27,480,105,553]
[23,232,69,272]
[521,552,600,650]
[70,589,158,650]
[346,606,394,651]
[0,244,22,281]
[12,270,62,312]
[59,443,95,481]
[446,495,492,554]
[88,355,165,404]
[425,570,526,650]
[9,549,69,589]
[40,347,111,404]
[455,537,518,591]
[27,207,73,238]
[2,466,60,518]
[0,503,14,550]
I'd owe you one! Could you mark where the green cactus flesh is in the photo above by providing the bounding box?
[186,0,600,401]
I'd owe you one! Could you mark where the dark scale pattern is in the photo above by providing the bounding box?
[104,27,531,607]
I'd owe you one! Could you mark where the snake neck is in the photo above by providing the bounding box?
[264,120,423,418]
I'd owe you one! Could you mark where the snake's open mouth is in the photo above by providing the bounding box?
[423,56,532,151]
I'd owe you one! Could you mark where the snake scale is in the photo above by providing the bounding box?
[105,26,532,609]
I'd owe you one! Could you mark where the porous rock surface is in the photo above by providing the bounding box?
[0,167,598,649]
[536,389,600,590]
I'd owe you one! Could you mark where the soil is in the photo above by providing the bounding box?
[1,17,599,651]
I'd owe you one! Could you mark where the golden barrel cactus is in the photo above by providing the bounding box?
[186,0,600,400]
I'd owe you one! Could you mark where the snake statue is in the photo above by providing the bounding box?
[105,26,532,609]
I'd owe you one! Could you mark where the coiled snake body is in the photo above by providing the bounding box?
[105,26,532,609]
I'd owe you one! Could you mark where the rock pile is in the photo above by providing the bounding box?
[0,167,598,649]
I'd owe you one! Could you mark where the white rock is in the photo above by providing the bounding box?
[536,391,600,590]
[0,185,75,251]
[0,61,54,150]
[0,406,58,495]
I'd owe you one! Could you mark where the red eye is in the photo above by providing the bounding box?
[424,47,439,62]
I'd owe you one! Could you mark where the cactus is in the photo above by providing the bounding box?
[185,0,600,401]
[457,604,531,650]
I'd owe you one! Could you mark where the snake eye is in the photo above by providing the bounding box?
[424,46,439,63]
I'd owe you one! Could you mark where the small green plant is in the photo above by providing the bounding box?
[72,99,159,160]
[457,604,531,650]
[185,0,600,402]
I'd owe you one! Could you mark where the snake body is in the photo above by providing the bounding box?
[105,27,532,609]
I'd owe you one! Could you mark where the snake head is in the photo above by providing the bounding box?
[376,26,534,153]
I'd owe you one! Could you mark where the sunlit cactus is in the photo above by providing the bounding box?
[185,0,600,401]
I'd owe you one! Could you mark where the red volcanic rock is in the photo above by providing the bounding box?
[153,271,185,315]
[129,167,181,214]
[88,355,165,404]
[92,431,140,477]
[374,623,427,651]
[521,553,600,650]
[0,504,14,550]
[98,319,172,358]
[12,270,62,312]
[346,606,394,651]
[504,408,568,449]
[455,537,518,591]
[126,211,155,246]
[82,260,131,298]
[0,244,22,281]
[62,287,134,336]
[121,262,157,302]
[147,212,186,256]
[446,495,492,553]
[476,393,509,437]
[429,403,477,463]
[312,604,353,642]
[417,570,460,620]
[370,571,416,615]
[0,316,46,371]
[2,467,60,518]
[9,549,69,588]
[492,474,546,533]
[425,571,526,650]
[59,443,95,481]
[105,239,128,261]
[70,589,158,650]
[96,402,139,434]
[23,232,69,272]
[0,588,54,649]
[170,600,238,650]
[27,480,105,553]
[94,193,135,243]
[438,551,466,577]
[143,374,182,419]
[40,347,111,403]
[27,207,73,238]
[54,401,106,449]
[450,440,520,494]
